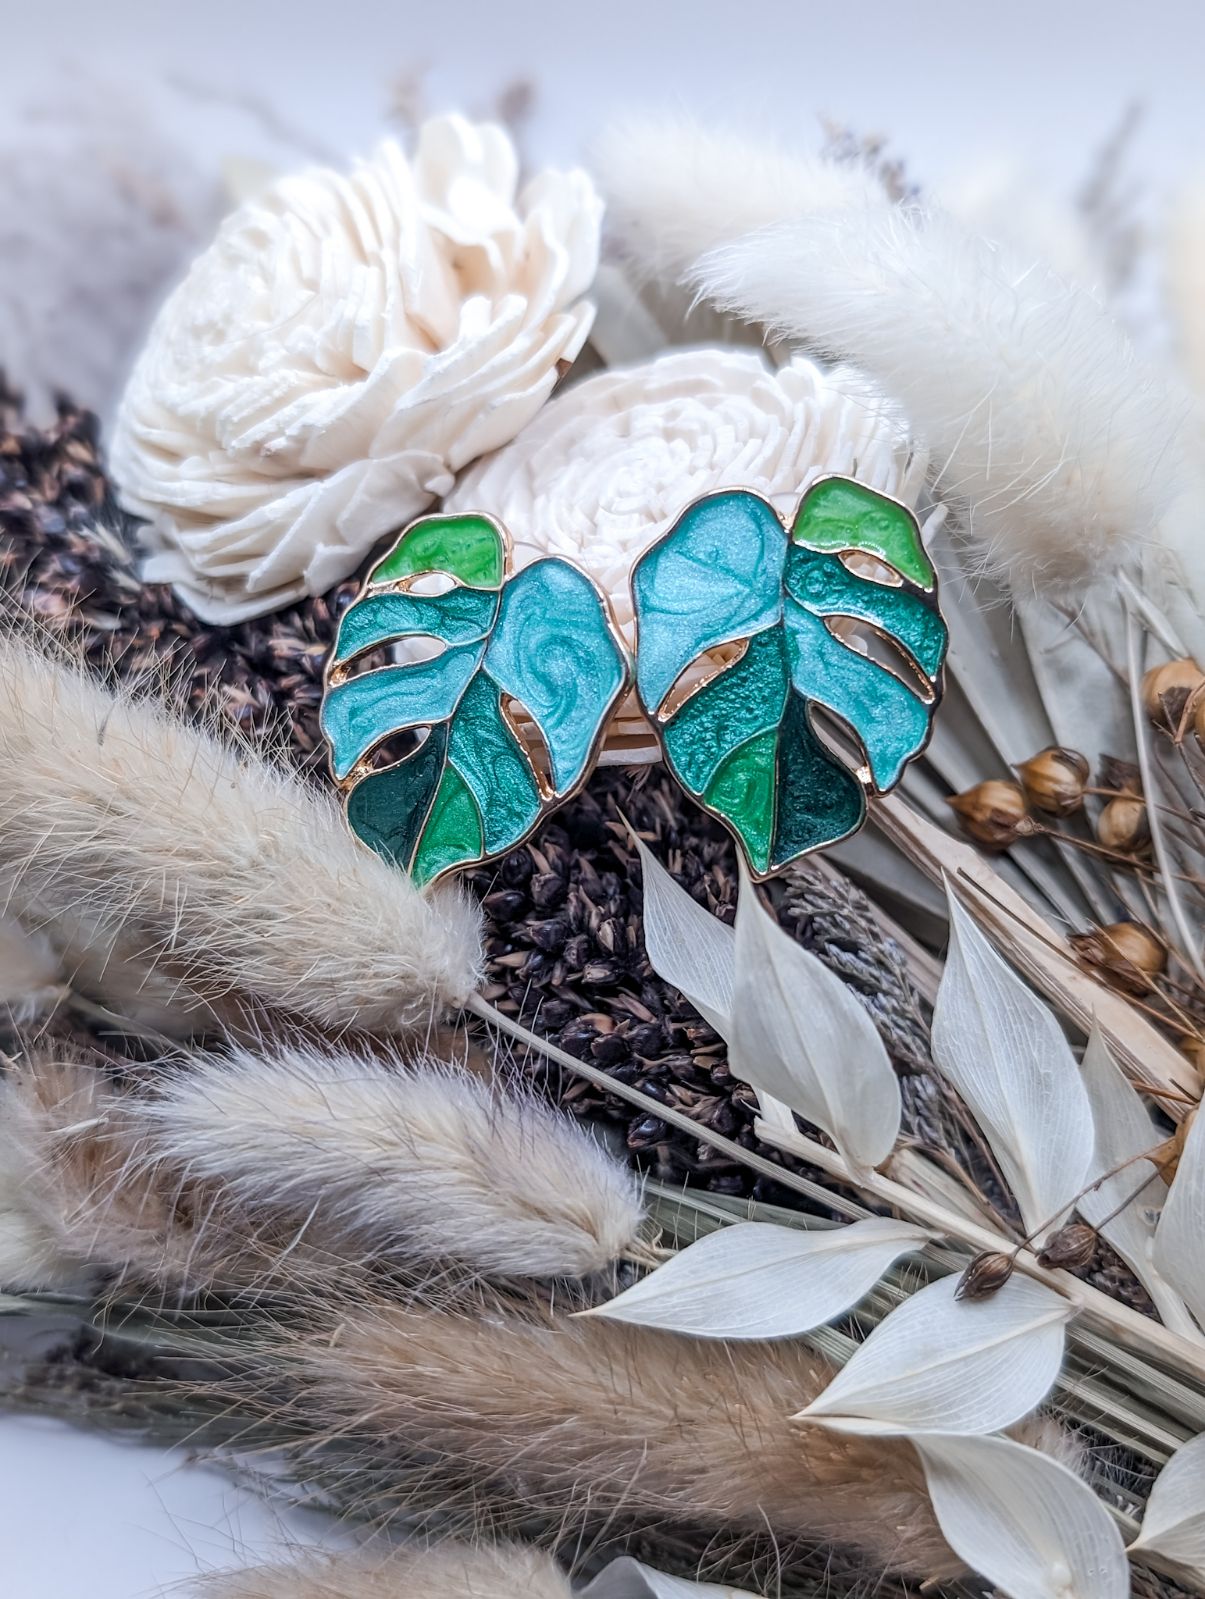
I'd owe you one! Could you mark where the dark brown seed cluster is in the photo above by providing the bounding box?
[0,383,360,773]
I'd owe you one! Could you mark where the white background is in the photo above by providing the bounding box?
[3,2,1204,1593]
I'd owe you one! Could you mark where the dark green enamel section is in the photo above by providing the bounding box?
[633,491,784,711]
[333,587,496,665]
[323,646,481,779]
[345,728,448,870]
[785,546,946,677]
[327,521,630,884]
[773,693,865,866]
[631,479,946,876]
[369,514,504,588]
[791,478,935,590]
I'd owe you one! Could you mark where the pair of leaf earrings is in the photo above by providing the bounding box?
[321,477,949,886]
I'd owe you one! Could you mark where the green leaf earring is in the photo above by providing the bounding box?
[630,477,948,879]
[321,512,631,886]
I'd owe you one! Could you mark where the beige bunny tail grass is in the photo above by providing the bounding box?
[187,1542,573,1599]
[243,1294,956,1581]
[0,637,481,1036]
[597,114,1182,592]
[0,917,63,1026]
[592,114,887,282]
[694,207,1181,592]
[0,1045,354,1297]
[132,1044,645,1278]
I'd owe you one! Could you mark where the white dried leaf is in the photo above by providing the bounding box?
[730,874,900,1176]
[931,885,1094,1241]
[1153,1104,1205,1334]
[581,1218,928,1338]
[1130,1433,1205,1571]
[915,1433,1129,1598]
[795,1272,1073,1435]
[582,1556,759,1599]
[634,835,734,1037]
[1078,1024,1194,1336]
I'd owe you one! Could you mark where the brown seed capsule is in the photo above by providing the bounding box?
[1098,754,1143,796]
[1141,658,1205,724]
[1195,692,1205,746]
[1069,921,1167,996]
[1016,746,1089,816]
[956,1250,1016,1300]
[1036,1222,1098,1272]
[1096,796,1151,855]
[947,780,1034,850]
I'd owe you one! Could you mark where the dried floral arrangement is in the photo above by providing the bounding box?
[1,103,1205,1599]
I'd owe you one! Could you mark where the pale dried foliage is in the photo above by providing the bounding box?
[0,638,481,1036]
[255,1292,957,1580]
[188,1542,572,1599]
[597,117,1183,594]
[133,1044,645,1278]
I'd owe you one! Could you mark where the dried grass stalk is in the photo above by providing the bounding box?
[187,1542,573,1599]
[0,637,481,1035]
[250,1293,957,1580]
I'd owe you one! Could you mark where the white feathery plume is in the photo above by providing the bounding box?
[596,117,1184,593]
[133,1044,645,1278]
[0,638,481,1035]
[592,115,885,284]
[1167,172,1205,415]
[187,1542,574,1599]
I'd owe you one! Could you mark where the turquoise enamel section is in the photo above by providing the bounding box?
[630,478,946,876]
[633,491,785,710]
[333,587,496,665]
[486,559,628,794]
[325,520,631,885]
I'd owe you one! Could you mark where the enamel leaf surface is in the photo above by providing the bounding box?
[630,478,947,876]
[322,514,630,884]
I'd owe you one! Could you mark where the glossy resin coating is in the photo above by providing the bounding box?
[631,477,947,877]
[323,514,631,885]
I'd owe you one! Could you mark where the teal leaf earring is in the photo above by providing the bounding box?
[322,513,631,886]
[630,477,947,878]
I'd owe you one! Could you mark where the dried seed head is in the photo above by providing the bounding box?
[1095,796,1151,855]
[1141,658,1205,725]
[947,780,1034,850]
[1178,1034,1205,1091]
[1153,1111,1196,1184]
[1098,754,1142,796]
[1195,692,1205,746]
[1036,1222,1097,1271]
[1016,746,1089,816]
[1069,921,1166,996]
[956,1250,1016,1300]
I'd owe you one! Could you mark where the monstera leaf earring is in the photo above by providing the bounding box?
[630,477,948,879]
[322,513,631,886]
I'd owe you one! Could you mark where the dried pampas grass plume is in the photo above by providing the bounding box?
[253,1294,958,1580]
[0,638,481,1035]
[188,1542,573,1599]
[593,114,885,281]
[597,117,1183,592]
[135,1045,645,1278]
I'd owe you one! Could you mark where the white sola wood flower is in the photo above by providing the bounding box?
[110,115,602,622]
[445,347,926,755]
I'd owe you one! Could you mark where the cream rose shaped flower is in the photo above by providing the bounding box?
[444,347,927,758]
[110,115,602,622]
